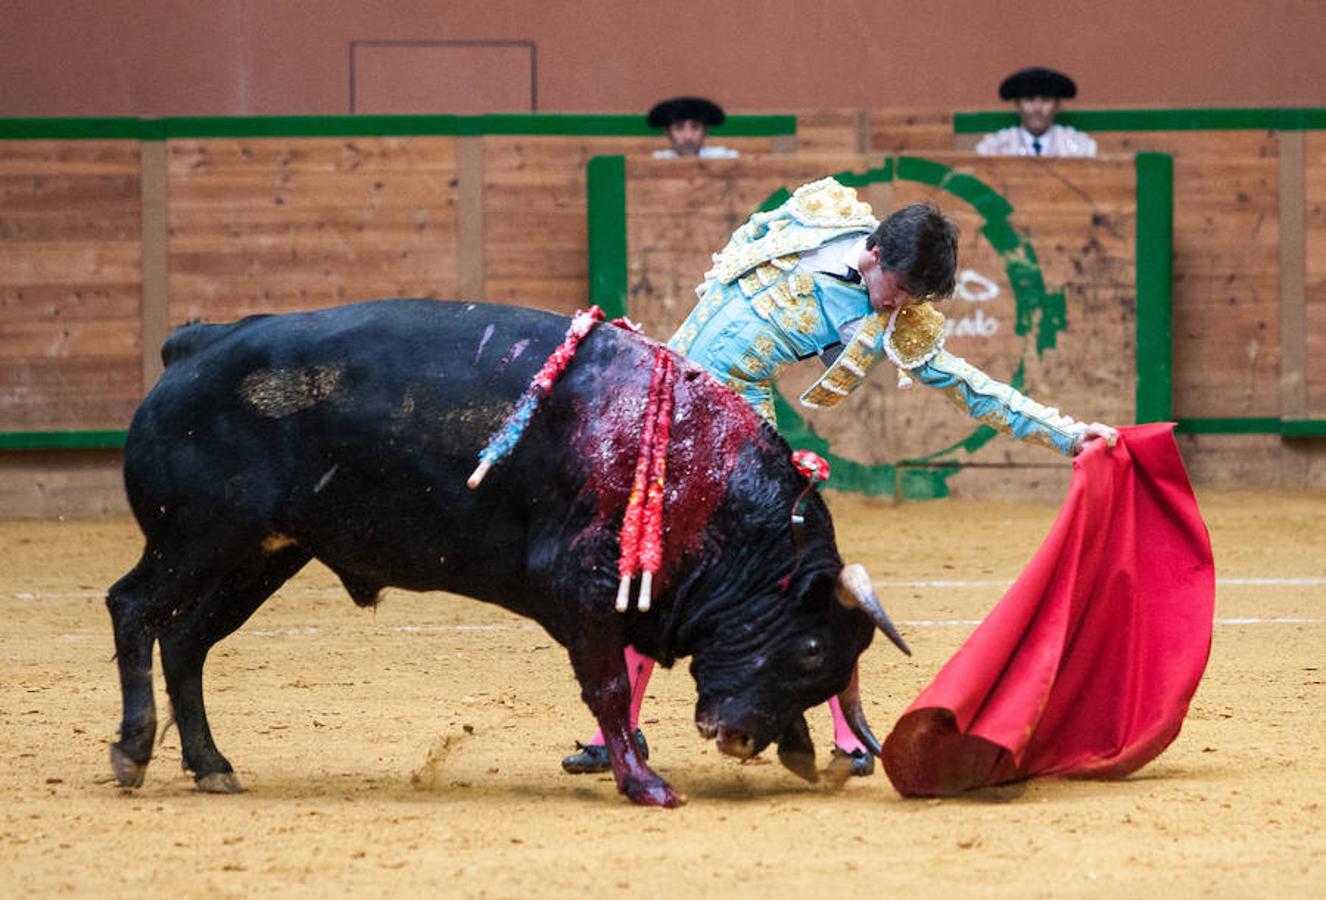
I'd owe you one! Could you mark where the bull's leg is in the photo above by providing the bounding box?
[106,557,165,787]
[107,532,271,787]
[157,544,310,792]
[567,620,681,808]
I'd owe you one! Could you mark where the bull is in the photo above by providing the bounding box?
[106,299,909,807]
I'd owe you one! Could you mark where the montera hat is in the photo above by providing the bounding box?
[647,96,726,129]
[998,67,1077,101]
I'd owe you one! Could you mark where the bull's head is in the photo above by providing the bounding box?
[685,484,910,782]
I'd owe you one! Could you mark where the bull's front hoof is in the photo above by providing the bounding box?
[777,746,820,784]
[109,744,147,788]
[195,771,244,794]
[621,776,684,808]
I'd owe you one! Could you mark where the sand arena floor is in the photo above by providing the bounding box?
[2,490,1323,897]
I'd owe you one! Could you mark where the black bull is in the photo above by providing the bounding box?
[107,299,909,807]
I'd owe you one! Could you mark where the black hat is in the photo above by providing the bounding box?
[998,67,1078,101]
[647,96,726,129]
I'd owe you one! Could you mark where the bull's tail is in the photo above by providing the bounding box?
[160,315,271,367]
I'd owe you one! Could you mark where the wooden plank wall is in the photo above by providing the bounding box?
[1091,131,1282,421]
[623,154,1136,501]
[0,130,783,437]
[0,141,143,429]
[2,112,1324,509]
[167,137,462,325]
[480,135,779,313]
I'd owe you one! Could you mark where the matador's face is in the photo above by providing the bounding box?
[857,246,913,314]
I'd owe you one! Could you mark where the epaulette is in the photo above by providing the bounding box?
[705,178,877,285]
[883,302,946,369]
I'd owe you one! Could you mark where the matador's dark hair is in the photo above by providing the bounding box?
[865,203,959,301]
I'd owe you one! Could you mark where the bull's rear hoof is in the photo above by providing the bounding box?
[109,744,147,788]
[196,772,244,794]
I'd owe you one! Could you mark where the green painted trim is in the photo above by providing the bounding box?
[1175,418,1282,434]
[0,117,145,140]
[1281,420,1326,438]
[1135,152,1175,423]
[0,113,795,141]
[587,155,628,319]
[955,107,1326,134]
[0,430,127,449]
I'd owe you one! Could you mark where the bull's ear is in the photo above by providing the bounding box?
[836,563,911,656]
[776,713,818,783]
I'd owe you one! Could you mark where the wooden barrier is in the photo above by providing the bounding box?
[0,115,793,516]
[166,136,464,323]
[2,109,1325,514]
[0,140,143,431]
[605,153,1140,501]
[480,134,781,311]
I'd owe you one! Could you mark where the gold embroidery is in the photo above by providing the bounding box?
[671,323,699,353]
[788,178,876,228]
[941,382,970,414]
[792,307,818,334]
[798,314,887,409]
[887,302,946,368]
[768,280,795,309]
[789,273,815,298]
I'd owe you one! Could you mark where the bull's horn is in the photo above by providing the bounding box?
[837,563,911,656]
[837,665,882,757]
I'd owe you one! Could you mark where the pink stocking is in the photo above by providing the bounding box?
[587,645,656,745]
[828,696,866,754]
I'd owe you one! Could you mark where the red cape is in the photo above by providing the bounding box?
[881,423,1215,797]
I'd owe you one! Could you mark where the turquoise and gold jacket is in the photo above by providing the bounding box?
[668,178,1086,457]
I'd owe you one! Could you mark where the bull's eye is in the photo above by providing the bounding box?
[797,635,826,672]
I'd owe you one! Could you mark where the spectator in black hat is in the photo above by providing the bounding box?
[647,96,739,159]
[976,67,1096,158]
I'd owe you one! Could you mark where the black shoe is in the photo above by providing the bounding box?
[561,728,649,774]
[829,746,875,778]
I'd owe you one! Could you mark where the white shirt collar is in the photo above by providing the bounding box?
[1019,126,1054,154]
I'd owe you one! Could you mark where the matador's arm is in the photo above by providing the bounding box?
[908,349,1087,457]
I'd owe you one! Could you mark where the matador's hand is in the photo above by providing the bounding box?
[1071,423,1119,456]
